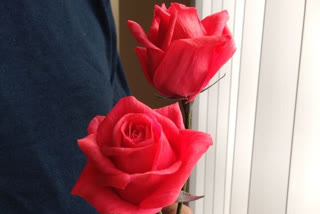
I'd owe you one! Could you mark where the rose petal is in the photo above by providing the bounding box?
[140,129,213,209]
[147,15,160,44]
[105,133,177,173]
[72,164,160,214]
[153,35,236,101]
[106,109,179,173]
[78,134,130,188]
[127,20,160,51]
[160,3,167,10]
[223,25,232,37]
[103,143,159,173]
[190,35,236,102]
[120,125,154,148]
[159,8,177,51]
[153,5,171,49]
[117,161,182,206]
[147,47,165,80]
[169,2,186,9]
[168,3,205,40]
[77,134,122,175]
[88,116,105,134]
[151,132,177,171]
[154,102,184,129]
[133,160,181,178]
[97,96,156,147]
[135,47,153,85]
[151,110,181,156]
[112,113,160,148]
[201,10,229,36]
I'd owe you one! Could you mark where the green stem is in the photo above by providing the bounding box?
[158,211,163,214]
[181,101,192,129]
[177,202,183,214]
[177,101,193,214]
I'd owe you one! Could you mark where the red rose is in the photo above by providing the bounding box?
[128,3,236,102]
[72,96,212,214]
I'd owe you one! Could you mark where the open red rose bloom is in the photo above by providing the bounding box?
[128,3,236,102]
[72,96,212,214]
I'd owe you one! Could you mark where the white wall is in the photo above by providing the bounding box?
[190,0,320,214]
[110,0,119,49]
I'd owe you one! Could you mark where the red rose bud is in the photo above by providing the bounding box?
[71,96,212,214]
[128,3,236,102]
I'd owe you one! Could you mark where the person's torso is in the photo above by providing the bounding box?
[0,0,129,213]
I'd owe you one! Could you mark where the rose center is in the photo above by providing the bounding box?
[131,129,139,139]
[116,113,159,148]
[124,123,146,143]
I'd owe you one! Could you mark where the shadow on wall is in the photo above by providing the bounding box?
[119,0,192,108]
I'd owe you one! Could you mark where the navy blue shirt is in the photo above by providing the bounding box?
[0,0,129,213]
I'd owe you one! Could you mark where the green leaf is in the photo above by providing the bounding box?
[176,190,204,203]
